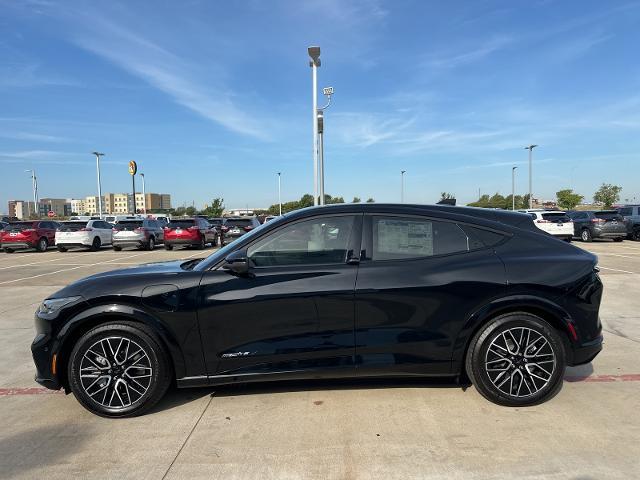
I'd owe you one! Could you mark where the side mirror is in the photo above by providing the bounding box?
[223,249,250,275]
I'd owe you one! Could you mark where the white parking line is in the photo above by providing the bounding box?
[598,266,637,274]
[597,253,639,259]
[0,252,151,285]
[0,252,104,270]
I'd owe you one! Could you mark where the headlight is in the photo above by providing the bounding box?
[38,296,82,315]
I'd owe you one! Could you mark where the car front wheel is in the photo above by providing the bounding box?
[36,237,48,252]
[581,229,592,242]
[68,322,172,418]
[466,313,565,407]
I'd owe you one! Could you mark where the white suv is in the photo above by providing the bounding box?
[518,210,573,241]
[55,219,114,251]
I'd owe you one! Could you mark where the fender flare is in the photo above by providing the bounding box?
[55,303,187,380]
[451,295,575,366]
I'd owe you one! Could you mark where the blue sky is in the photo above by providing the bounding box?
[2,0,640,212]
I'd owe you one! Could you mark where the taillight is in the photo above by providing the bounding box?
[591,218,605,224]
[221,226,229,232]
[112,228,118,232]
[134,227,147,232]
[80,227,93,231]
[22,228,36,233]
[244,226,254,231]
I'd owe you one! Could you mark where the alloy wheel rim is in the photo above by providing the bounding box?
[582,231,589,241]
[79,336,153,409]
[484,327,556,398]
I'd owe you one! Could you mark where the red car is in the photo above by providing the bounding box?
[163,218,218,250]
[1,221,58,253]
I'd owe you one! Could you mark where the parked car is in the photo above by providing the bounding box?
[164,218,217,250]
[518,210,573,241]
[112,219,164,251]
[1,220,58,253]
[0,221,8,231]
[567,210,627,242]
[104,215,140,224]
[220,216,261,245]
[616,205,640,241]
[32,203,603,417]
[263,215,279,223]
[152,215,170,227]
[56,220,114,252]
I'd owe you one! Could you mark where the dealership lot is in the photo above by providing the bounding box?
[0,242,639,479]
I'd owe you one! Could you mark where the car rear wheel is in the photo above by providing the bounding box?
[633,228,640,241]
[146,237,155,251]
[36,237,48,252]
[613,237,624,242]
[91,237,101,251]
[164,244,173,250]
[466,313,565,407]
[68,322,172,418]
[3,248,14,253]
[57,246,68,252]
[196,235,205,249]
[113,246,122,251]
[581,229,592,242]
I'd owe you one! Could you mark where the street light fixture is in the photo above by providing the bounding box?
[277,172,282,216]
[25,169,38,217]
[401,170,406,203]
[92,152,105,218]
[512,166,518,210]
[524,145,537,209]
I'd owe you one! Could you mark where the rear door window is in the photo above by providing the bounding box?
[618,208,632,216]
[371,216,468,260]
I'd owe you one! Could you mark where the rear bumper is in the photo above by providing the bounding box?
[593,228,627,238]
[1,241,35,249]
[112,239,147,247]
[569,335,604,366]
[56,241,93,247]
[165,238,199,245]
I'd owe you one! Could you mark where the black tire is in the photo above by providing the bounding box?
[212,234,218,247]
[164,243,173,250]
[91,237,101,251]
[580,228,592,242]
[3,247,14,253]
[146,237,155,251]
[613,237,624,242]
[57,246,68,252]
[465,313,565,407]
[219,235,225,247]
[67,322,172,418]
[196,235,205,249]
[113,246,122,251]
[633,228,640,242]
[36,237,48,252]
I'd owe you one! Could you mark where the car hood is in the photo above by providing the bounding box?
[49,259,204,300]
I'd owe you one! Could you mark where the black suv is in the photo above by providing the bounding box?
[220,217,261,245]
[567,210,627,242]
[617,205,640,241]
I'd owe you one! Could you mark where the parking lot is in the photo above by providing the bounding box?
[0,241,639,479]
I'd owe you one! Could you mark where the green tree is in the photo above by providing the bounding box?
[352,197,361,203]
[366,197,375,203]
[593,183,622,208]
[556,189,583,210]
[467,194,490,208]
[185,206,197,216]
[199,197,225,217]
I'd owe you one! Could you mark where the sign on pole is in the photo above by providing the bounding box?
[128,160,138,176]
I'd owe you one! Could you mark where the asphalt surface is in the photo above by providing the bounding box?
[0,239,639,479]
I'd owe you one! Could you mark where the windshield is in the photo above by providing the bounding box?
[58,221,88,231]
[114,221,143,231]
[225,218,252,227]
[4,222,36,231]
[194,219,272,271]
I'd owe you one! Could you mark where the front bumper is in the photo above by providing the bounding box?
[31,331,61,391]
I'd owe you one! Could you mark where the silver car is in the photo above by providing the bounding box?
[112,219,164,251]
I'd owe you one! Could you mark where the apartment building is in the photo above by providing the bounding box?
[68,198,86,214]
[39,198,71,217]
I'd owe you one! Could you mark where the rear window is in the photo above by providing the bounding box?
[208,218,223,225]
[114,221,143,231]
[4,222,36,231]
[225,218,252,227]
[594,211,623,221]
[167,220,196,229]
[541,213,570,222]
[58,222,88,231]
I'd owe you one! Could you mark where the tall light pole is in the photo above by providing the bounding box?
[92,152,105,218]
[25,169,38,217]
[277,172,282,216]
[401,170,406,203]
[140,173,147,215]
[524,145,537,209]
[512,166,518,210]
[308,46,320,206]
